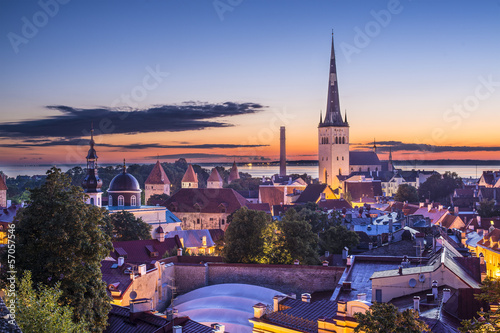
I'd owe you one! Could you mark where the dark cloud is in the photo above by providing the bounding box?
[0,139,268,150]
[0,102,265,138]
[357,141,500,153]
[149,153,270,160]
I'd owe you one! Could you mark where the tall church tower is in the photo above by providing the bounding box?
[318,35,349,189]
[82,125,103,206]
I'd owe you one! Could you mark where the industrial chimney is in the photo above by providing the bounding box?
[280,126,286,177]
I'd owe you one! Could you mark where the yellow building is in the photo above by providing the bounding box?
[249,294,369,333]
[474,228,500,278]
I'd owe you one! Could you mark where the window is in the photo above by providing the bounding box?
[118,195,124,206]
[197,219,200,224]
[342,156,344,160]
[98,198,101,206]
[337,156,339,160]
[342,137,345,144]
[109,196,113,206]
[222,219,225,225]
[90,198,94,205]
[375,289,382,302]
[335,137,338,144]
[130,195,137,206]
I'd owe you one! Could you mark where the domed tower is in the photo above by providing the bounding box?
[318,34,349,190]
[107,160,142,207]
[82,125,103,207]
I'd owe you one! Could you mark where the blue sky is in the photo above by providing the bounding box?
[1,0,500,164]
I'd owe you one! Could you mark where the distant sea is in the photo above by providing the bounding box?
[1,163,498,181]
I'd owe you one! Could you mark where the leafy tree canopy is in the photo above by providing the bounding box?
[14,167,112,332]
[13,271,87,333]
[104,210,152,241]
[222,207,271,263]
[354,302,428,333]
[477,199,500,218]
[460,277,500,332]
[320,224,360,254]
[394,184,419,203]
[418,171,462,205]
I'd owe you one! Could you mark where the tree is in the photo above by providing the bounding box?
[222,207,271,263]
[294,202,337,234]
[418,171,462,204]
[13,271,86,333]
[14,167,112,332]
[147,193,170,205]
[459,277,500,332]
[394,184,419,203]
[354,302,428,333]
[263,209,319,265]
[320,224,360,254]
[477,199,500,218]
[104,210,152,241]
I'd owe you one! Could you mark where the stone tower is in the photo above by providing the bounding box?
[318,35,349,189]
[82,125,103,206]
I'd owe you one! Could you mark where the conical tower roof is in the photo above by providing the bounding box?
[145,160,170,185]
[208,168,223,183]
[182,164,198,183]
[228,161,240,183]
[320,35,348,127]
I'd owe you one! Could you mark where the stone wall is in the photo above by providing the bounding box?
[175,212,230,231]
[174,263,207,294]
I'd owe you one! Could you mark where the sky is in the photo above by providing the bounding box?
[1,0,500,166]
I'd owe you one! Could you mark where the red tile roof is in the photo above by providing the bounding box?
[145,161,170,185]
[345,181,382,201]
[318,199,352,210]
[295,184,329,204]
[207,168,223,182]
[165,188,248,214]
[247,202,271,214]
[439,214,465,229]
[228,161,240,182]
[259,186,285,207]
[349,151,381,166]
[110,237,181,264]
[181,165,198,183]
[384,201,419,215]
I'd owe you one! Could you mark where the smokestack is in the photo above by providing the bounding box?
[280,126,286,177]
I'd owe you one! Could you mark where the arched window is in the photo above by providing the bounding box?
[118,195,124,206]
[337,156,339,161]
[335,137,338,144]
[130,195,137,206]
[342,156,344,160]
[342,137,345,144]
[109,196,113,206]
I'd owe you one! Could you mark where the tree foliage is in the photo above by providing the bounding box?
[13,271,86,333]
[418,171,462,204]
[354,302,428,333]
[320,224,360,254]
[14,167,112,332]
[459,277,500,332]
[104,210,152,241]
[222,207,271,263]
[263,209,319,265]
[477,199,500,218]
[394,184,419,203]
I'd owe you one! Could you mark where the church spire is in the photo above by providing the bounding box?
[373,138,377,152]
[322,34,346,127]
[319,110,323,125]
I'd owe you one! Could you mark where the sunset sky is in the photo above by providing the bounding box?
[1,0,500,166]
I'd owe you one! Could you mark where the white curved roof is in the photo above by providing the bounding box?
[173,283,285,333]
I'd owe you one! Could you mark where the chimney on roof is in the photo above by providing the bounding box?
[301,293,311,303]
[325,251,330,258]
[253,303,266,318]
[138,264,146,276]
[357,293,367,301]
[177,248,183,256]
[211,324,225,333]
[477,216,482,227]
[419,202,425,208]
[428,204,432,212]
[438,205,444,211]
[398,266,403,275]
[273,295,285,312]
[346,255,352,266]
[454,206,459,215]
[118,257,124,267]
[322,260,329,266]
[413,296,420,312]
[342,247,349,259]
[173,325,182,333]
[368,242,373,250]
[432,280,438,299]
